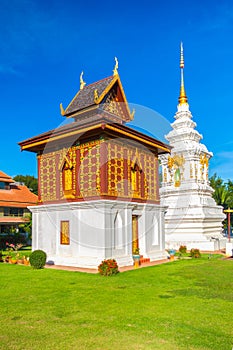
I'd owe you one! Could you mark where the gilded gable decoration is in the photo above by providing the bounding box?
[94,89,99,101]
[102,89,124,119]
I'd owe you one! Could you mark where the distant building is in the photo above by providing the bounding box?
[0,171,38,233]
[19,62,170,268]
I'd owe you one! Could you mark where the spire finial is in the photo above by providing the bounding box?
[178,42,188,106]
[113,57,118,76]
[180,42,184,69]
[80,71,86,90]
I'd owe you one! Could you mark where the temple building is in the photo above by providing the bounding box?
[19,60,170,268]
[159,44,225,251]
[0,171,37,234]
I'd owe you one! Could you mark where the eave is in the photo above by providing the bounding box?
[19,120,171,155]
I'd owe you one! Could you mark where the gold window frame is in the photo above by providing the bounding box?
[60,220,70,245]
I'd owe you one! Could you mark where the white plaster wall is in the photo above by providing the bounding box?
[29,200,167,268]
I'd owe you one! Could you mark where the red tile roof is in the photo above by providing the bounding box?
[0,171,14,183]
[0,184,37,208]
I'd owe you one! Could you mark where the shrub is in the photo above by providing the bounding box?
[179,245,187,254]
[98,259,119,276]
[29,250,47,269]
[190,248,201,258]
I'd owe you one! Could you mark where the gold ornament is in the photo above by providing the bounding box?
[60,103,65,116]
[80,71,86,90]
[113,57,119,76]
[94,89,99,101]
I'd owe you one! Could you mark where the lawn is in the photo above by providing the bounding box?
[0,255,232,350]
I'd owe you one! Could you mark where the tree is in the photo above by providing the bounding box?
[209,173,232,209]
[212,186,231,209]
[226,180,233,208]
[209,173,224,192]
[209,174,233,231]
[13,175,38,195]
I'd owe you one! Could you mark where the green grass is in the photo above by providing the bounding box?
[0,255,232,350]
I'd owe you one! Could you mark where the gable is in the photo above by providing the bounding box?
[62,74,133,123]
[64,76,114,116]
[99,80,132,122]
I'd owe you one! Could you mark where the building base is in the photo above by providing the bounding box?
[29,200,167,269]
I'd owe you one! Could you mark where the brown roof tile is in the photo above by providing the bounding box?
[65,76,114,115]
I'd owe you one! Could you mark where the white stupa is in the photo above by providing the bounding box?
[159,43,226,251]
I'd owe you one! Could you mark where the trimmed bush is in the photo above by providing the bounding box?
[29,250,47,269]
[190,248,201,258]
[98,259,119,276]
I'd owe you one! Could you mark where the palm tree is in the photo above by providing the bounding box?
[212,186,231,209]
[209,174,233,233]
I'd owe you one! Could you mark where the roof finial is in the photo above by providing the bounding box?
[178,42,188,106]
[113,57,118,76]
[80,71,86,90]
[60,103,65,116]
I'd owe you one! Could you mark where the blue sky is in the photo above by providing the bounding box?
[1,0,233,181]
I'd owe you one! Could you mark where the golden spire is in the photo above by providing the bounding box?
[178,42,188,105]
[80,71,86,90]
[113,57,118,76]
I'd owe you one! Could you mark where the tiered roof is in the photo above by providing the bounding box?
[61,73,133,123]
[0,171,37,208]
[0,171,14,183]
[65,76,114,115]
[19,64,171,155]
